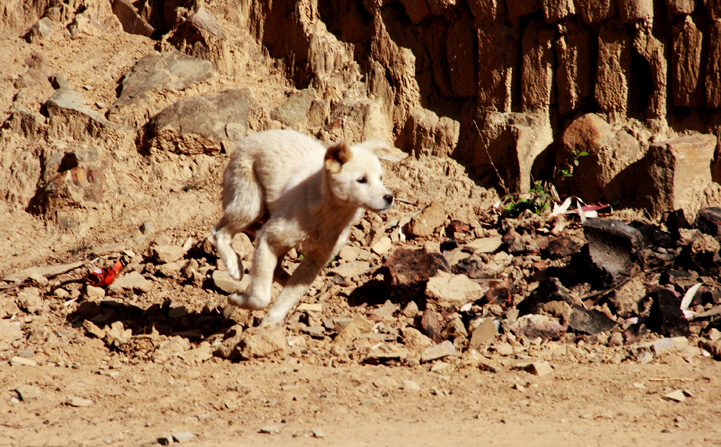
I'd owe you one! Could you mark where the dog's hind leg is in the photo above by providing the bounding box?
[260,252,327,327]
[228,230,284,309]
[212,160,265,280]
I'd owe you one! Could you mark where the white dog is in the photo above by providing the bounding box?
[212,129,406,327]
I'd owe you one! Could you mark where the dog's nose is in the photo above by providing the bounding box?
[383,194,394,205]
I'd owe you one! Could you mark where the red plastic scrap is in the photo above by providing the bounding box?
[88,257,127,287]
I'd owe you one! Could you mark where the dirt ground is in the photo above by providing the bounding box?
[2,4,721,447]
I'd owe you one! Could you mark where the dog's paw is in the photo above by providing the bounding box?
[228,293,267,310]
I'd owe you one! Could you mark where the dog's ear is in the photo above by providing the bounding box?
[324,141,353,173]
[354,139,409,162]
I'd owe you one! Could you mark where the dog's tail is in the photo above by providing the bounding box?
[220,157,266,231]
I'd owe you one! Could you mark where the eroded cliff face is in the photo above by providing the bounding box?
[2,0,720,217]
[174,0,721,205]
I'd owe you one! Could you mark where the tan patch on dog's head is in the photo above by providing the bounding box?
[324,141,353,174]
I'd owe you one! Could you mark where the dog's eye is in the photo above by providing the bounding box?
[357,176,367,184]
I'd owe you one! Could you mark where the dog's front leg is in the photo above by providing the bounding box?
[228,235,280,310]
[260,254,326,327]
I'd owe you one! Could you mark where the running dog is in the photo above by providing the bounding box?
[212,129,406,326]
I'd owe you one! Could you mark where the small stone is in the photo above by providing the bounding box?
[0,321,23,348]
[17,287,43,314]
[259,425,280,434]
[83,320,106,339]
[298,303,323,313]
[663,389,687,402]
[301,326,326,338]
[402,380,421,392]
[104,321,132,348]
[152,245,186,263]
[10,356,37,367]
[212,270,249,294]
[430,360,453,372]
[636,350,654,364]
[372,376,400,389]
[328,261,370,278]
[466,236,503,253]
[421,340,456,363]
[107,271,152,294]
[371,237,392,255]
[140,222,154,234]
[407,201,446,237]
[311,428,325,438]
[85,285,105,300]
[65,396,94,407]
[492,343,514,356]
[366,343,409,363]
[172,432,197,443]
[425,271,483,309]
[157,435,172,445]
[524,361,553,376]
[15,384,42,401]
[469,318,498,350]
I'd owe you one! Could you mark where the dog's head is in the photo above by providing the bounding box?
[324,139,407,212]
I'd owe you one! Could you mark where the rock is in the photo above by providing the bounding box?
[144,89,253,155]
[695,207,721,239]
[401,327,435,353]
[421,309,444,342]
[595,28,632,117]
[639,135,716,217]
[332,318,374,347]
[468,318,498,350]
[545,236,581,258]
[328,261,370,279]
[1,108,46,140]
[65,396,94,407]
[404,108,460,158]
[17,287,43,314]
[679,232,721,276]
[365,343,409,363]
[648,337,689,355]
[568,306,617,335]
[179,343,213,365]
[236,327,290,360]
[610,277,647,318]
[109,51,215,126]
[166,6,233,73]
[153,336,191,362]
[3,261,84,283]
[648,288,690,337]
[85,285,105,300]
[15,384,41,401]
[663,389,687,402]
[447,15,478,98]
[520,277,579,315]
[311,428,325,439]
[151,245,186,264]
[0,321,23,350]
[402,380,421,392]
[425,271,483,310]
[556,113,642,203]
[108,271,152,294]
[111,0,154,37]
[10,357,37,367]
[584,219,644,287]
[382,248,450,301]
[371,237,392,256]
[300,325,326,339]
[398,0,431,23]
[555,23,591,116]
[104,321,132,349]
[524,361,553,376]
[466,236,503,253]
[407,201,447,238]
[510,314,566,341]
[428,361,452,373]
[30,165,105,219]
[421,340,456,363]
[43,89,116,140]
[270,88,317,126]
[172,432,197,443]
[83,320,106,339]
[259,425,280,435]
